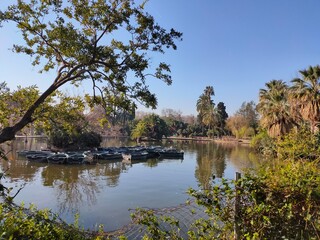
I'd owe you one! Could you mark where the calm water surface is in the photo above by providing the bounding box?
[0,137,260,231]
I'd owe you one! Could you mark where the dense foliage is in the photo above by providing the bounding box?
[0,202,97,240]
[257,65,320,138]
[131,114,169,141]
[257,80,296,138]
[0,85,102,149]
[250,130,275,156]
[0,83,54,134]
[275,126,320,160]
[190,159,320,239]
[49,130,101,149]
[226,101,258,139]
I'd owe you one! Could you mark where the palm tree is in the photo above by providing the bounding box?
[257,80,297,137]
[196,95,210,117]
[197,86,214,112]
[202,106,218,131]
[204,86,214,97]
[290,65,320,133]
[196,86,217,135]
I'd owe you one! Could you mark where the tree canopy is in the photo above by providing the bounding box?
[257,80,296,138]
[0,0,182,144]
[196,86,228,137]
[0,82,54,134]
[131,113,168,141]
[236,101,258,130]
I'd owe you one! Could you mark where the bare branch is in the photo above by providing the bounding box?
[11,185,25,200]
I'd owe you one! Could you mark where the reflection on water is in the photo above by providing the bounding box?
[1,156,42,183]
[41,165,99,213]
[0,137,261,231]
[195,142,229,189]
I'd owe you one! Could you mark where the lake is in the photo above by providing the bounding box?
[0,137,260,232]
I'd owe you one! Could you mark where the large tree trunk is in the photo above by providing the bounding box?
[0,84,58,144]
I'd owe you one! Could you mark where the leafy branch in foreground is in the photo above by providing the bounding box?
[0,202,99,240]
[130,208,182,240]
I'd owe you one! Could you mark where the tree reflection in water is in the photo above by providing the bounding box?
[194,142,229,189]
[1,139,45,184]
[194,141,261,189]
[142,158,158,168]
[42,164,99,213]
[1,159,41,183]
[97,161,123,187]
[228,144,261,169]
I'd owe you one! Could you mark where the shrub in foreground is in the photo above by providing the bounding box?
[0,202,100,240]
[250,130,275,156]
[188,159,320,239]
[275,126,320,160]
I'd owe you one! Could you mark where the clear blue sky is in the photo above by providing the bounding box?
[1,1,320,116]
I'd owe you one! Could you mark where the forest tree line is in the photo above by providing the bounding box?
[0,81,260,147]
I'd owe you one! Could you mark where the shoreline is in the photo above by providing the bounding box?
[13,135,251,145]
[167,136,251,144]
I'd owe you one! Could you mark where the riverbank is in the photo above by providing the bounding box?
[14,135,251,145]
[167,136,251,144]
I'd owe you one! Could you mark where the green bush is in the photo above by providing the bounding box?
[76,131,102,149]
[0,202,100,240]
[188,159,320,239]
[130,208,182,240]
[49,129,102,149]
[250,130,275,156]
[276,126,320,160]
[207,129,215,138]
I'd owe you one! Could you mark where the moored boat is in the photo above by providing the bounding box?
[18,145,185,163]
[18,150,39,157]
[67,153,86,164]
[26,151,54,163]
[93,151,123,160]
[122,150,149,161]
[158,148,184,159]
[47,153,69,164]
[145,146,162,158]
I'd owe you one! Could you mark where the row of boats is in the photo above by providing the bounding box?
[17,146,184,164]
